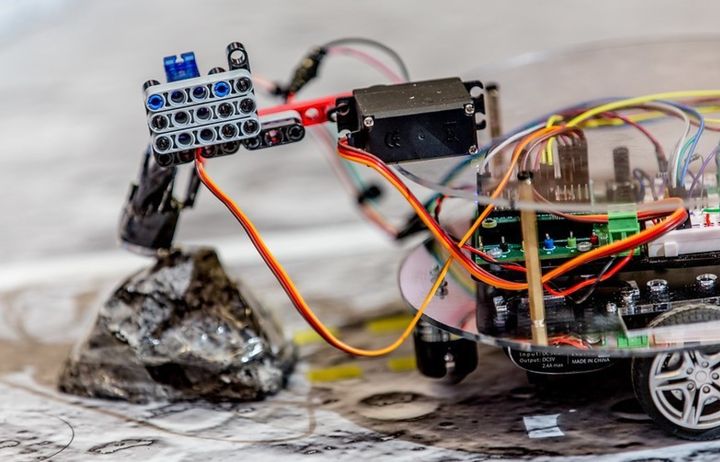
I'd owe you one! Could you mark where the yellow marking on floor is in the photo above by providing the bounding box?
[365,315,413,334]
[293,327,338,346]
[307,364,363,382]
[387,355,417,372]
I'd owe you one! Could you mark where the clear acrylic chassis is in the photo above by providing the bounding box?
[398,37,720,357]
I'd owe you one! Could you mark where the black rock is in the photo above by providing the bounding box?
[58,247,296,403]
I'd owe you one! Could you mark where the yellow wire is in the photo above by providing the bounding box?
[197,155,450,358]
[543,114,563,165]
[315,92,720,356]
[583,105,720,128]
[566,90,720,128]
[361,91,720,357]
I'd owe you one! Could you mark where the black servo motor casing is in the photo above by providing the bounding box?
[336,77,485,163]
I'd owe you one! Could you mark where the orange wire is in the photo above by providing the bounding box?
[194,151,445,357]
[337,137,688,291]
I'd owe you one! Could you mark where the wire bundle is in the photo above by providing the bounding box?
[194,43,720,356]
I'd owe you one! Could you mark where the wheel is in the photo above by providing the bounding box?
[413,320,478,383]
[632,305,720,440]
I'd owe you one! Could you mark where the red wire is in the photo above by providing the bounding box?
[544,250,634,297]
[462,242,634,297]
[337,139,687,289]
[327,46,405,83]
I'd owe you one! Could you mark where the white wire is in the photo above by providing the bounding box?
[640,102,690,187]
[397,103,691,208]
[478,123,546,173]
[646,102,689,187]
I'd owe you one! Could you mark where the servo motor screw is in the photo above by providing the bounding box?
[464,103,475,115]
[363,116,374,128]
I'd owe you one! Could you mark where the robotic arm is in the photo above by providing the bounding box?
[119,149,188,254]
[119,42,313,254]
[119,40,486,255]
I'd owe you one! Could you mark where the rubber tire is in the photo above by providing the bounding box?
[632,304,720,440]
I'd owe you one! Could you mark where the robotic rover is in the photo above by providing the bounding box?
[120,40,720,440]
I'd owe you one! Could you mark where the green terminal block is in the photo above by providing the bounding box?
[615,334,649,349]
[608,210,640,256]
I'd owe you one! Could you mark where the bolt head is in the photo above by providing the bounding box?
[468,145,478,154]
[713,373,719,380]
[703,362,710,368]
[688,368,695,375]
[688,383,695,390]
[704,386,711,393]
[464,103,475,115]
[363,116,374,128]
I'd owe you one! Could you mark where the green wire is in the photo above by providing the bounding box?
[676,137,695,181]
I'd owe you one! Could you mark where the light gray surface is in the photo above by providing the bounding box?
[3,0,720,263]
[5,253,720,461]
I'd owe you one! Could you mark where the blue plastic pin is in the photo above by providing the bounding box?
[163,52,200,82]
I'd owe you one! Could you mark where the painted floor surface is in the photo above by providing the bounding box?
[3,251,720,461]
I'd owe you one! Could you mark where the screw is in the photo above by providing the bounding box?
[464,103,475,115]
[712,373,719,380]
[647,279,668,293]
[468,145,478,154]
[703,362,710,368]
[704,386,711,393]
[363,116,374,128]
[606,302,618,314]
[688,368,694,374]
[688,383,695,390]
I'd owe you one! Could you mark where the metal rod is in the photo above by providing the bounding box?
[518,172,548,345]
[486,83,503,174]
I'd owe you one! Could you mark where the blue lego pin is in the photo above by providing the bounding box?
[163,52,200,82]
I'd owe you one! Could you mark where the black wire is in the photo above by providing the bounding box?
[633,167,657,201]
[564,257,617,305]
[322,37,411,81]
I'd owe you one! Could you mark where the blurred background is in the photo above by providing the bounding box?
[3,0,720,267]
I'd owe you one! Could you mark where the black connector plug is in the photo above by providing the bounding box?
[356,183,383,205]
[284,47,327,97]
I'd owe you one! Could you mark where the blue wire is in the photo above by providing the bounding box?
[669,101,705,186]
[423,97,624,207]
[426,98,705,203]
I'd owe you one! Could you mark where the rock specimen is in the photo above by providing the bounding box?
[58,247,295,402]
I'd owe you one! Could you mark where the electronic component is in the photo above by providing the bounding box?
[566,232,577,249]
[534,136,591,202]
[558,138,590,201]
[543,234,555,251]
[648,224,720,257]
[607,211,640,256]
[336,78,485,163]
[607,146,638,202]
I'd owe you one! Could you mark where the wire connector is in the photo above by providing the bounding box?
[356,183,383,205]
[285,47,327,97]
